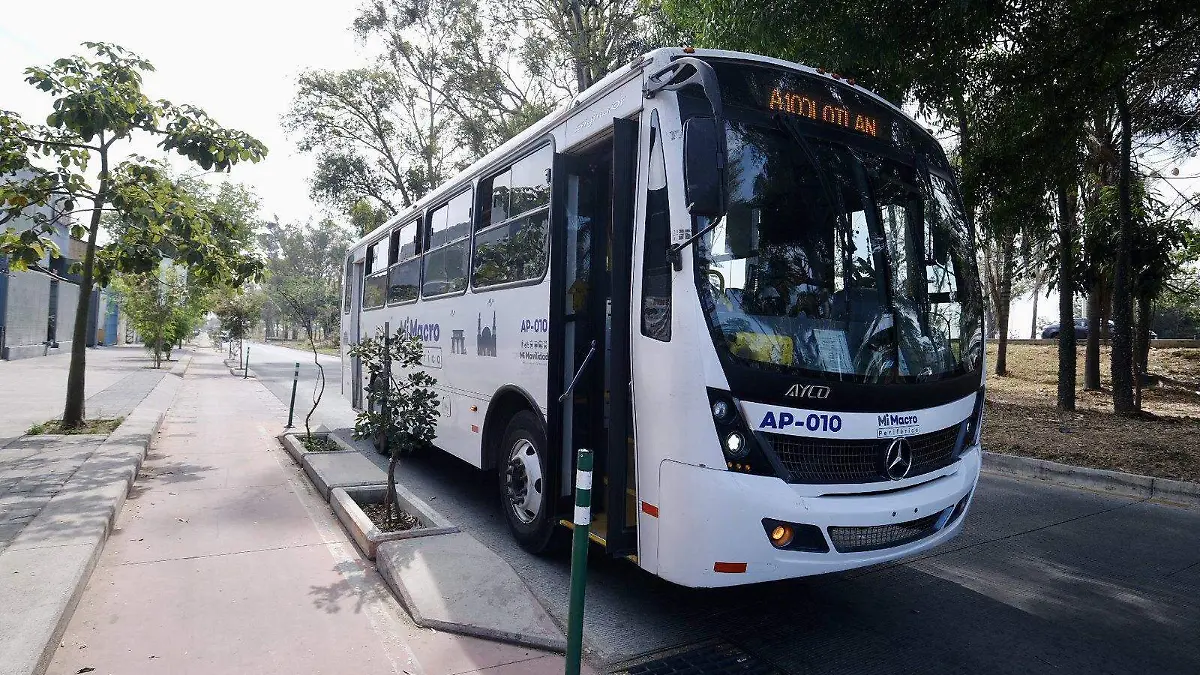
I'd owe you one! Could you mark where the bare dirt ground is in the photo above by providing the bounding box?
[983,343,1200,482]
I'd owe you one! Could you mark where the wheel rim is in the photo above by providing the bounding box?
[505,438,543,524]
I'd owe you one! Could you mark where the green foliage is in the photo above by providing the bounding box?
[1,42,267,281]
[111,267,207,368]
[349,327,440,455]
[350,199,389,236]
[213,288,266,341]
[95,166,267,289]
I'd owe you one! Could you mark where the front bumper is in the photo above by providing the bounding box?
[655,447,981,587]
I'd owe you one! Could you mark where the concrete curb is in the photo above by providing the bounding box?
[168,352,193,377]
[983,451,1200,508]
[331,485,459,559]
[0,373,183,675]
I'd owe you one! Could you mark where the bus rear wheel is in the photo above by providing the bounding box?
[499,411,558,553]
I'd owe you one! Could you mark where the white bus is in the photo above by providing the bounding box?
[341,48,986,588]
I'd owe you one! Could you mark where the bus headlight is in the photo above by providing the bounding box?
[711,399,733,422]
[707,388,779,478]
[724,431,749,459]
[958,389,985,457]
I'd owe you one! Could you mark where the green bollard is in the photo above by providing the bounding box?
[565,448,593,675]
[244,346,250,379]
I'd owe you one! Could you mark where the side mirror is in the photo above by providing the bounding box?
[683,117,724,219]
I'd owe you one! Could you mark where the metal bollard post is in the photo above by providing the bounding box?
[244,346,251,379]
[285,362,299,428]
[565,448,593,675]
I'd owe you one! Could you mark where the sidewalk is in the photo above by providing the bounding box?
[0,346,169,449]
[45,350,571,675]
[0,347,180,553]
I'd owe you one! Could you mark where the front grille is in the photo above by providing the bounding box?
[763,424,962,484]
[828,512,943,553]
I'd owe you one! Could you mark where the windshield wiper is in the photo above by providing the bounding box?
[668,214,724,271]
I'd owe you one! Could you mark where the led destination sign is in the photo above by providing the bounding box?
[768,88,880,138]
[709,60,902,146]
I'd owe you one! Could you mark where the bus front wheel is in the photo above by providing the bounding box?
[499,411,558,553]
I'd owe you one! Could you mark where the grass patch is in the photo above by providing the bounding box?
[267,339,340,357]
[27,417,124,436]
[300,435,342,452]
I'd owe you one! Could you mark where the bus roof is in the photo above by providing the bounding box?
[348,48,917,253]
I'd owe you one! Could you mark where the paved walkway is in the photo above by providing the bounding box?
[0,346,168,449]
[0,347,175,553]
[47,350,571,675]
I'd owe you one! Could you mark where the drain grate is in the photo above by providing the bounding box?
[617,641,780,675]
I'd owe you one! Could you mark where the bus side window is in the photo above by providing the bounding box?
[472,144,552,289]
[422,190,471,297]
[388,219,422,304]
[362,239,387,309]
[641,110,671,341]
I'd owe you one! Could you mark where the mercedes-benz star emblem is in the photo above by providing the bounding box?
[883,438,914,480]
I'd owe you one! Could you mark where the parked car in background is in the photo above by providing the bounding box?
[1041,318,1089,339]
[1041,319,1156,339]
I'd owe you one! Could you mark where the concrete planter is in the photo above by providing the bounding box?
[331,484,458,559]
[279,432,350,465]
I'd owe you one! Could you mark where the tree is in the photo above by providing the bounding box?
[285,68,428,214]
[492,0,650,92]
[213,288,265,358]
[0,43,266,428]
[112,266,207,368]
[350,198,389,236]
[350,327,439,527]
[260,218,354,340]
[289,0,646,218]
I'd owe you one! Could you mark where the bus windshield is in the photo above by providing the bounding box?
[697,119,983,384]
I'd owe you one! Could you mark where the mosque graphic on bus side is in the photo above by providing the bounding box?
[477,311,497,357]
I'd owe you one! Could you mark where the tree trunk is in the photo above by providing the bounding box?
[1133,290,1152,409]
[1085,283,1102,389]
[1111,88,1135,414]
[62,171,109,427]
[994,238,1014,376]
[303,320,325,440]
[1029,280,1041,339]
[1057,187,1077,411]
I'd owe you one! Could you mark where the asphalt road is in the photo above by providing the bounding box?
[244,341,1200,675]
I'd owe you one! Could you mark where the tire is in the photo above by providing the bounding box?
[498,410,559,553]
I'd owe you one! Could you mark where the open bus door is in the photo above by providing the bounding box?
[349,259,365,411]
[548,118,639,557]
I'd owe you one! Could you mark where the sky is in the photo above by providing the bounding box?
[0,0,366,225]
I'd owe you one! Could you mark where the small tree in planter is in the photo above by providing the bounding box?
[349,326,439,527]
